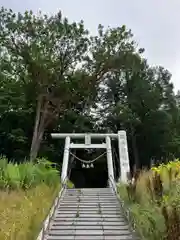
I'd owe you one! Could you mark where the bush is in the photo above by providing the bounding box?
[0,156,61,239]
[0,156,60,190]
[117,160,180,240]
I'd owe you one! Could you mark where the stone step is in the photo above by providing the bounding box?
[64,194,115,196]
[60,199,119,202]
[65,190,113,193]
[47,229,133,236]
[61,199,117,202]
[62,196,116,199]
[59,202,120,205]
[66,188,112,191]
[56,207,122,214]
[61,197,118,200]
[63,196,115,199]
[55,209,122,213]
[57,209,121,212]
[57,208,122,213]
[65,191,113,194]
[65,191,113,193]
[56,206,121,209]
[65,192,113,195]
[64,192,115,195]
[50,221,128,226]
[44,188,138,240]
[58,205,121,209]
[64,196,116,198]
[64,195,114,198]
[64,192,114,195]
[50,225,130,230]
[54,213,123,217]
[52,217,126,222]
[59,203,120,207]
[64,190,114,195]
[45,235,137,240]
[63,198,116,200]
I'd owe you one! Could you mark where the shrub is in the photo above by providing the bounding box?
[0,156,60,190]
[0,156,61,239]
[118,159,180,240]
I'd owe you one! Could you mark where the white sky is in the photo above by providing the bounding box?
[1,0,180,92]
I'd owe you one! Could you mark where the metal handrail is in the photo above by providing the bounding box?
[108,175,117,194]
[61,175,69,189]
[110,178,140,239]
[108,176,133,227]
[36,176,69,240]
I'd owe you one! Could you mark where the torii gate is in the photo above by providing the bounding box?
[51,131,130,184]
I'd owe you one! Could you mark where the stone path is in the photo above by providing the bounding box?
[44,188,139,240]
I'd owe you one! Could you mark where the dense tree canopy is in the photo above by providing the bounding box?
[0,7,180,168]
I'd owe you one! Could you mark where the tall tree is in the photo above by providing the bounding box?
[0,8,179,168]
[0,8,96,160]
[99,55,177,167]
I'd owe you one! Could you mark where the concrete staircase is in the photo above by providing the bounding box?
[44,188,138,240]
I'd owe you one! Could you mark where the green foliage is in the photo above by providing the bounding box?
[67,179,75,189]
[118,161,180,240]
[0,156,59,190]
[98,56,177,167]
[0,184,60,240]
[0,7,179,167]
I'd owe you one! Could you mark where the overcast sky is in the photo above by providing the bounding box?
[1,0,180,92]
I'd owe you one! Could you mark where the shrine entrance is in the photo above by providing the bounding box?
[51,131,130,187]
[69,149,108,188]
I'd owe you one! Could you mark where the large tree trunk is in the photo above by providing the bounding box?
[30,96,47,161]
[30,128,44,161]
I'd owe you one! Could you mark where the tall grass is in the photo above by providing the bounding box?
[0,156,61,239]
[117,160,180,240]
[0,156,60,190]
[0,184,60,240]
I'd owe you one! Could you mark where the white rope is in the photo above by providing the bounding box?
[69,151,106,164]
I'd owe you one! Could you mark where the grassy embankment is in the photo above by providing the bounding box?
[0,157,60,240]
[117,160,180,240]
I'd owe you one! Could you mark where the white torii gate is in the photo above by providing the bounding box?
[51,131,130,184]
